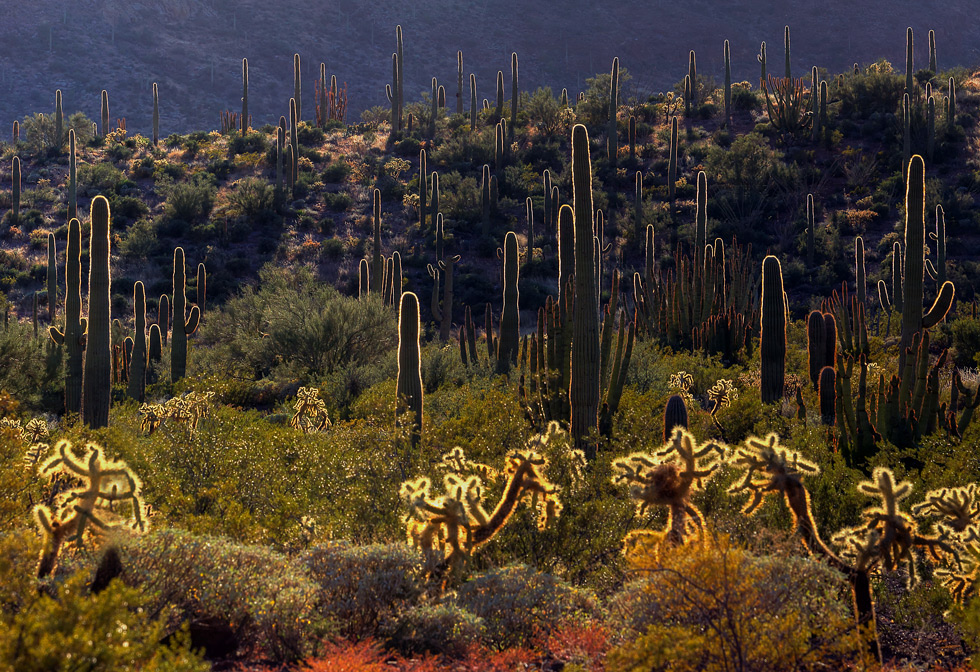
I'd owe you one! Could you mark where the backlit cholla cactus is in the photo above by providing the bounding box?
[668,371,694,392]
[400,446,560,576]
[0,417,22,436]
[290,387,332,434]
[437,446,499,482]
[33,440,148,577]
[138,403,167,434]
[727,433,821,518]
[913,485,980,601]
[831,468,955,584]
[707,379,738,416]
[22,418,48,444]
[182,391,214,430]
[613,428,725,546]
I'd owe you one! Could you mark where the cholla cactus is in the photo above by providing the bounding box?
[138,403,166,434]
[290,387,331,434]
[183,391,214,430]
[727,433,821,517]
[707,379,738,415]
[436,446,499,482]
[913,484,980,536]
[613,428,725,545]
[0,417,22,435]
[22,418,49,444]
[831,467,953,584]
[668,371,694,391]
[33,440,148,577]
[400,446,560,576]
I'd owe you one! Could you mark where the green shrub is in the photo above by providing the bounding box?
[120,528,324,662]
[453,564,596,649]
[384,603,485,656]
[160,173,216,226]
[226,177,276,227]
[322,161,350,183]
[301,542,425,639]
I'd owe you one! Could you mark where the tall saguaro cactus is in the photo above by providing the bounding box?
[82,197,112,429]
[456,51,464,115]
[241,58,249,136]
[570,124,600,459]
[11,156,20,222]
[510,52,518,140]
[46,233,57,322]
[899,155,955,370]
[905,27,914,97]
[293,53,302,120]
[170,247,201,384]
[397,292,423,448]
[929,29,937,72]
[152,82,159,145]
[496,231,520,374]
[372,189,383,295]
[760,255,786,404]
[128,282,148,402]
[607,57,619,163]
[470,73,477,131]
[55,89,63,149]
[100,89,109,138]
[723,40,732,127]
[49,217,85,416]
[784,25,791,79]
[68,129,77,221]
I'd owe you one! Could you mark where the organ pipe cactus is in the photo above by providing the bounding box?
[127,282,148,402]
[396,292,423,448]
[33,440,148,578]
[819,366,836,425]
[900,156,955,371]
[760,255,786,404]
[570,124,600,459]
[358,259,370,300]
[170,247,201,384]
[50,217,86,416]
[81,197,112,429]
[496,231,520,373]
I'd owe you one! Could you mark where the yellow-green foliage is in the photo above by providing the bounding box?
[606,535,873,672]
[0,569,208,672]
[401,444,561,570]
[727,433,821,515]
[138,392,214,435]
[612,428,725,545]
[33,440,148,577]
[290,386,332,434]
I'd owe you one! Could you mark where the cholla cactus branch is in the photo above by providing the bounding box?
[290,387,331,434]
[33,440,148,577]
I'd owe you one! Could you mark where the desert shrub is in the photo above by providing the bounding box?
[323,191,353,212]
[160,173,216,226]
[198,264,396,381]
[322,161,350,183]
[453,564,597,649]
[0,321,60,409]
[118,218,159,260]
[945,316,980,367]
[605,536,870,672]
[120,528,324,662]
[384,603,485,656]
[226,176,276,226]
[77,162,126,196]
[575,67,632,128]
[228,130,268,156]
[838,60,905,123]
[302,542,425,639]
[0,565,207,672]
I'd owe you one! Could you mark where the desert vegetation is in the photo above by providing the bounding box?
[2,22,980,671]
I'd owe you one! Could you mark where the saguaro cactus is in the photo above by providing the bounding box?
[68,129,77,221]
[55,89,63,149]
[899,156,955,370]
[905,27,914,97]
[128,282,148,402]
[784,25,791,79]
[758,41,767,85]
[929,29,937,72]
[100,89,109,137]
[152,82,159,145]
[663,394,689,441]
[510,52,518,140]
[293,53,302,120]
[760,255,786,404]
[170,247,201,384]
[241,58,248,136]
[607,57,619,163]
[570,124,600,459]
[11,156,20,222]
[49,217,85,416]
[82,197,112,429]
[456,51,464,115]
[397,292,423,448]
[470,73,477,131]
[723,40,732,127]
[926,204,947,285]
[46,233,57,322]
[372,189,383,294]
[496,231,520,374]
[668,116,678,215]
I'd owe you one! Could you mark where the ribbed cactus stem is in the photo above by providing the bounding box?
[372,189,383,294]
[758,41,767,85]
[664,394,689,441]
[46,233,57,323]
[418,148,427,230]
[82,197,112,428]
[470,73,477,131]
[558,204,574,308]
[396,292,423,448]
[152,82,159,145]
[905,27,914,96]
[495,69,504,121]
[496,232,520,373]
[807,311,826,389]
[903,94,911,171]
[390,53,399,138]
[687,51,697,107]
[855,236,866,306]
[724,40,732,127]
[570,125,600,459]
[358,259,370,300]
[784,25,791,79]
[196,263,206,317]
[926,205,946,285]
[289,97,299,195]
[49,217,84,414]
[293,53,302,121]
[481,165,491,237]
[242,58,248,136]
[158,294,169,345]
[11,156,20,222]
[68,129,76,221]
[510,52,518,139]
[525,197,534,259]
[396,25,404,130]
[55,89,63,149]
[429,77,438,138]
[634,171,643,238]
[819,366,836,425]
[761,255,786,404]
[148,324,162,363]
[668,116,678,213]
[948,77,956,123]
[170,247,201,384]
[128,282,147,402]
[100,89,109,137]
[927,95,935,162]
[430,170,440,235]
[806,193,815,267]
[929,30,937,72]
[645,224,655,281]
[456,51,464,115]
[607,57,619,162]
